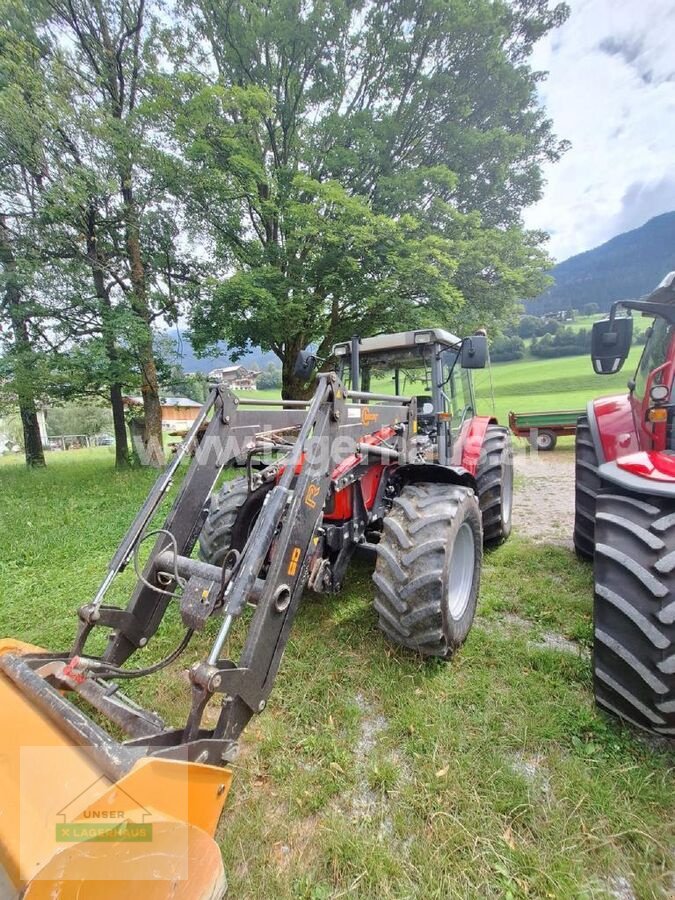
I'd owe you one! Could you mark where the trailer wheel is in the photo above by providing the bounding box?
[594,491,675,737]
[373,483,482,659]
[530,428,557,451]
[476,424,513,546]
[199,478,272,568]
[574,415,601,560]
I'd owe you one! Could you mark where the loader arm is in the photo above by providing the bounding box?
[0,373,416,896]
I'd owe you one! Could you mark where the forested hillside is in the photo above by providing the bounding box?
[527,212,675,314]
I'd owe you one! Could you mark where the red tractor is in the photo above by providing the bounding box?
[575,273,675,737]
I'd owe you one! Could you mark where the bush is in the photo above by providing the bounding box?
[517,315,540,338]
[257,363,282,390]
[582,303,599,316]
[490,334,525,362]
[530,327,593,358]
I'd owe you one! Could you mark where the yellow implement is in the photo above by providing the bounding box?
[0,641,231,898]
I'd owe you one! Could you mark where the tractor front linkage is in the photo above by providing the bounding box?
[0,373,415,777]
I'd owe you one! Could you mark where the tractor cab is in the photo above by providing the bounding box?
[590,271,675,452]
[331,329,488,466]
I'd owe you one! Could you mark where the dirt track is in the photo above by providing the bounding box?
[512,446,576,548]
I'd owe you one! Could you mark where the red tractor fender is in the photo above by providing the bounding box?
[587,395,675,496]
[587,395,639,464]
[453,415,496,476]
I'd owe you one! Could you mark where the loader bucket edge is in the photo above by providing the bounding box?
[0,639,231,898]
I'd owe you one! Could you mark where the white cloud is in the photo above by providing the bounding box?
[523,0,675,262]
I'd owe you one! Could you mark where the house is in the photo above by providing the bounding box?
[123,396,203,432]
[207,365,261,390]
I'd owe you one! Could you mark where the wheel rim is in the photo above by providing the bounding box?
[537,432,552,450]
[446,522,476,620]
[502,457,513,524]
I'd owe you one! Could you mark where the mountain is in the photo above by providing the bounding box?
[160,329,279,373]
[526,211,675,315]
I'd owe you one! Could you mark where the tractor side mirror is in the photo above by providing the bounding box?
[460,334,488,369]
[293,348,317,381]
[591,317,633,374]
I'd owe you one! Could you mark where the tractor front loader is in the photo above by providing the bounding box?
[0,328,512,897]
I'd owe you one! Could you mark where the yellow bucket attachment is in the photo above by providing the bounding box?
[0,641,232,898]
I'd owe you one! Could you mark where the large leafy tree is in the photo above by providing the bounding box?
[37,0,171,464]
[168,0,568,397]
[0,3,51,465]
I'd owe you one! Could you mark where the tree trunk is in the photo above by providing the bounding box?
[110,381,130,469]
[0,215,45,468]
[119,168,164,467]
[85,205,130,469]
[281,342,314,401]
[19,401,45,467]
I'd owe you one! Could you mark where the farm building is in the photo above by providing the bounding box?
[207,365,261,390]
[123,396,203,432]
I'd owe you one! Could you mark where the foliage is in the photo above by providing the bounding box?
[490,334,526,362]
[46,403,113,437]
[160,0,568,394]
[257,363,282,391]
[530,327,593,358]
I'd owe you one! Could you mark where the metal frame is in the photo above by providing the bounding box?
[0,374,416,772]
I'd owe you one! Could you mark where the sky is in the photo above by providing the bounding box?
[522,0,675,264]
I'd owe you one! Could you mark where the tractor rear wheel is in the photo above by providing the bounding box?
[574,415,601,560]
[476,425,513,546]
[594,491,675,736]
[372,483,482,659]
[199,477,272,567]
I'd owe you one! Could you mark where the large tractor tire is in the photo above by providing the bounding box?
[372,482,482,659]
[476,424,513,546]
[574,415,601,560]
[199,477,272,567]
[594,491,675,736]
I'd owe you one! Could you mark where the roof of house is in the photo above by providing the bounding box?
[124,396,202,409]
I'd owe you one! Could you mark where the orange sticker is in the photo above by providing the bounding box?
[361,407,378,426]
[287,546,302,576]
[305,484,320,509]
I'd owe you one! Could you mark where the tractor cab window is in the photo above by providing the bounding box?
[342,346,433,398]
[634,317,674,400]
[441,350,474,434]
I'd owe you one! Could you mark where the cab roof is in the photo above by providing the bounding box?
[332,328,461,357]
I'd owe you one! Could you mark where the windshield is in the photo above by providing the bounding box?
[341,345,434,394]
[634,317,675,400]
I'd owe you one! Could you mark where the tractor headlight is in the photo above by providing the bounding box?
[414,331,433,344]
[650,384,669,402]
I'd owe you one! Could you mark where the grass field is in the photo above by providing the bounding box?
[0,449,673,897]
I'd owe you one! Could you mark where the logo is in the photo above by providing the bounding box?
[360,407,378,426]
[55,776,153,844]
[305,483,320,509]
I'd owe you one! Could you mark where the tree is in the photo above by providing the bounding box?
[582,302,599,316]
[0,5,50,466]
[41,0,168,464]
[165,0,567,396]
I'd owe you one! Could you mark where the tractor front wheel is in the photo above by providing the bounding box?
[594,491,675,736]
[199,477,272,567]
[372,483,482,659]
[476,424,513,546]
[574,415,601,560]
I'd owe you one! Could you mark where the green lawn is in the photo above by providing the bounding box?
[0,450,672,898]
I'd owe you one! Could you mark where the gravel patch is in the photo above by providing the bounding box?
[512,448,575,547]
